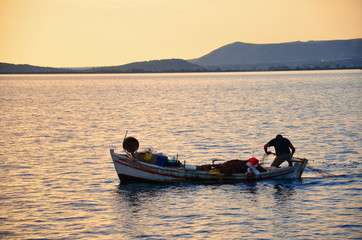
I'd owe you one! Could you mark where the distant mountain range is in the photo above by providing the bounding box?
[1,38,361,74]
[0,59,202,74]
[189,39,362,71]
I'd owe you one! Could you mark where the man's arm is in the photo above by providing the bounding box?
[290,144,296,157]
[264,143,272,155]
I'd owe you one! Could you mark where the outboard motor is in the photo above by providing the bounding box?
[123,137,139,160]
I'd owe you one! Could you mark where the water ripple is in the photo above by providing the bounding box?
[0,71,361,239]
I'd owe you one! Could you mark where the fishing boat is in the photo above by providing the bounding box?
[110,137,308,184]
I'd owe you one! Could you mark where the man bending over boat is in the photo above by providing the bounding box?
[264,134,296,167]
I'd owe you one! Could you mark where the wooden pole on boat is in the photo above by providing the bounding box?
[124,131,128,141]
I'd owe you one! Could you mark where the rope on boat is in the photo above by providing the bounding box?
[290,157,336,177]
[306,162,337,177]
[209,169,223,181]
[263,155,336,177]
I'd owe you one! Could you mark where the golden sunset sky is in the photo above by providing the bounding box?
[1,0,361,68]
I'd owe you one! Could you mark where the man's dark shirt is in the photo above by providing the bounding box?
[268,137,292,156]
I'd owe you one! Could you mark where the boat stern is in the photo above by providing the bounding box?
[292,158,308,178]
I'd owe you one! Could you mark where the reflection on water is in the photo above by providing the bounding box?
[0,71,361,239]
[274,183,296,203]
[113,181,310,239]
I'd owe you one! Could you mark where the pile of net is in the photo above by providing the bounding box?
[196,160,266,176]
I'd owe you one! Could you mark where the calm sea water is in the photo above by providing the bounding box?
[0,70,361,239]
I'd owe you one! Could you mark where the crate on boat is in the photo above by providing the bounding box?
[156,155,168,167]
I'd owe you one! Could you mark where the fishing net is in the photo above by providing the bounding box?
[197,160,267,176]
[306,162,336,177]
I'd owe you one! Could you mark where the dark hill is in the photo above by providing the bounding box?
[90,59,203,73]
[0,62,72,74]
[190,39,362,69]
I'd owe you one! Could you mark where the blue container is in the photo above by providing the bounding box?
[156,155,168,167]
